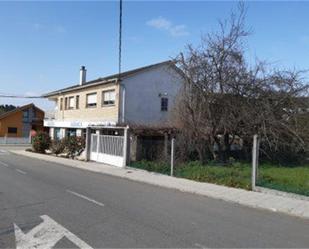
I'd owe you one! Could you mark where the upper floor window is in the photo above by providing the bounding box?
[23,110,29,119]
[86,93,97,108]
[68,96,75,109]
[161,97,168,111]
[102,90,116,106]
[60,98,63,110]
[76,95,80,109]
[64,97,68,110]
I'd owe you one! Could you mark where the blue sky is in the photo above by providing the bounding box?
[0,1,309,110]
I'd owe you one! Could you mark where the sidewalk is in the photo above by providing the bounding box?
[11,150,309,219]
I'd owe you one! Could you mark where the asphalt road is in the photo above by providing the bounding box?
[0,150,308,248]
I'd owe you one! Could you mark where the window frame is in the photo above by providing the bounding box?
[68,96,75,110]
[86,92,97,108]
[8,127,18,134]
[76,95,80,109]
[64,97,68,110]
[102,90,116,106]
[60,98,63,111]
[23,110,29,119]
[161,97,168,111]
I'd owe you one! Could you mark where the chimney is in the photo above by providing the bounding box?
[79,66,87,85]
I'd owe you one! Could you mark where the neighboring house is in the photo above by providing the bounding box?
[43,61,184,140]
[0,103,45,138]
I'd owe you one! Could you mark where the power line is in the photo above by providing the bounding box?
[0,94,43,99]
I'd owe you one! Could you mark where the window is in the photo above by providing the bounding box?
[76,95,80,109]
[68,96,75,109]
[161,97,168,111]
[23,110,29,119]
[102,90,116,106]
[60,98,63,110]
[86,93,97,108]
[64,97,68,110]
[54,128,61,140]
[8,127,17,134]
[67,128,76,137]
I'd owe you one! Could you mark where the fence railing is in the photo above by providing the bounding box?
[0,136,31,145]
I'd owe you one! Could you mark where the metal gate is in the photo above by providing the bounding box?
[90,134,125,167]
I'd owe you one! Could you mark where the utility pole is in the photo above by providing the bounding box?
[118,0,123,77]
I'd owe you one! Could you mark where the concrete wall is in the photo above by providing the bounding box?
[121,64,183,125]
[51,83,120,123]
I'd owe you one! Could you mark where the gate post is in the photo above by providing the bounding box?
[122,126,129,167]
[85,127,91,161]
[170,137,175,176]
[252,134,259,191]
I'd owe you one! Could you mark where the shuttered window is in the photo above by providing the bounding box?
[68,96,75,109]
[86,93,97,108]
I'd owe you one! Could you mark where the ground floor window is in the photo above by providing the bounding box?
[54,128,61,140]
[67,128,77,137]
[8,127,17,134]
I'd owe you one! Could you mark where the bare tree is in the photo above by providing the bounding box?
[173,3,309,164]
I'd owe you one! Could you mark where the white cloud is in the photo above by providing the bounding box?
[146,16,189,37]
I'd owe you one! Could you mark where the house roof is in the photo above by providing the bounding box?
[0,103,44,120]
[43,60,176,97]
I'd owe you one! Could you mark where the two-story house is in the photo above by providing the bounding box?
[43,60,184,140]
[0,103,44,138]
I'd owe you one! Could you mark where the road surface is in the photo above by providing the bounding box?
[0,150,308,248]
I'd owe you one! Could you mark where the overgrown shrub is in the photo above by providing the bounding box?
[50,140,65,156]
[63,136,85,158]
[32,131,51,153]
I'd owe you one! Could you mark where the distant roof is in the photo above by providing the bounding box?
[43,60,176,97]
[0,103,44,120]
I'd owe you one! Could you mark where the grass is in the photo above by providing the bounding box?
[130,160,309,196]
[257,164,309,196]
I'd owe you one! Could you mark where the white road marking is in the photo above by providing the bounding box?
[194,242,209,249]
[66,190,105,207]
[0,149,9,154]
[16,169,26,175]
[0,161,9,167]
[14,215,93,249]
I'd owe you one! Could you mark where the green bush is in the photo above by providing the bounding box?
[32,131,51,153]
[50,140,65,156]
[63,136,85,159]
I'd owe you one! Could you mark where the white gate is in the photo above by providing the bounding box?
[90,134,125,167]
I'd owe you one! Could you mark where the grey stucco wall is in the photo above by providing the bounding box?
[122,64,183,125]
